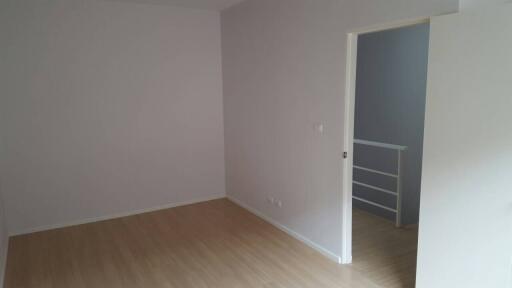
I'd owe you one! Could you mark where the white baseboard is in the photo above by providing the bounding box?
[227,196,342,264]
[0,236,8,288]
[10,194,226,237]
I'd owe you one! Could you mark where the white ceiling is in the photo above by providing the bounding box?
[106,0,246,11]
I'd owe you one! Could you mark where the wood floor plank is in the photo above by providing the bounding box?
[5,199,417,288]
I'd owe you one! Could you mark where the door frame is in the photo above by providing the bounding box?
[341,17,430,264]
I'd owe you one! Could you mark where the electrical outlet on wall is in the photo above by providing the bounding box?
[266,196,282,208]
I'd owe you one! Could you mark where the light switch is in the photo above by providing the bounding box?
[315,123,325,134]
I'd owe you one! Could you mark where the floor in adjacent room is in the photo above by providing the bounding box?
[5,199,418,288]
[352,209,419,288]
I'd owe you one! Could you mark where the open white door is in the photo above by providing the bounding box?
[417,4,512,288]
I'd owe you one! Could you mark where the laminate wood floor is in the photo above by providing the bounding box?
[351,209,419,288]
[5,199,417,288]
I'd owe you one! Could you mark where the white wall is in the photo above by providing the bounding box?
[0,0,225,235]
[222,0,458,261]
[417,4,512,287]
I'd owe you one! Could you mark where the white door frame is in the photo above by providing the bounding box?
[341,17,430,264]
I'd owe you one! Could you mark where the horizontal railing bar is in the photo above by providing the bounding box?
[353,165,398,178]
[354,139,408,151]
[353,181,398,196]
[352,196,397,213]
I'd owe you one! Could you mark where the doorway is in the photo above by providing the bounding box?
[342,19,430,288]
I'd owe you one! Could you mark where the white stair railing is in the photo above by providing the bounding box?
[353,139,407,227]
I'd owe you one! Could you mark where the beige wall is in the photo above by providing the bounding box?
[222,0,458,261]
[0,0,225,235]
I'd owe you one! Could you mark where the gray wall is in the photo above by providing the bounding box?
[0,189,7,287]
[353,24,430,225]
[0,137,6,285]
[0,0,225,235]
[460,0,511,9]
[222,0,458,261]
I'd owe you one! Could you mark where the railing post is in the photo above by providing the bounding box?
[396,150,404,227]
